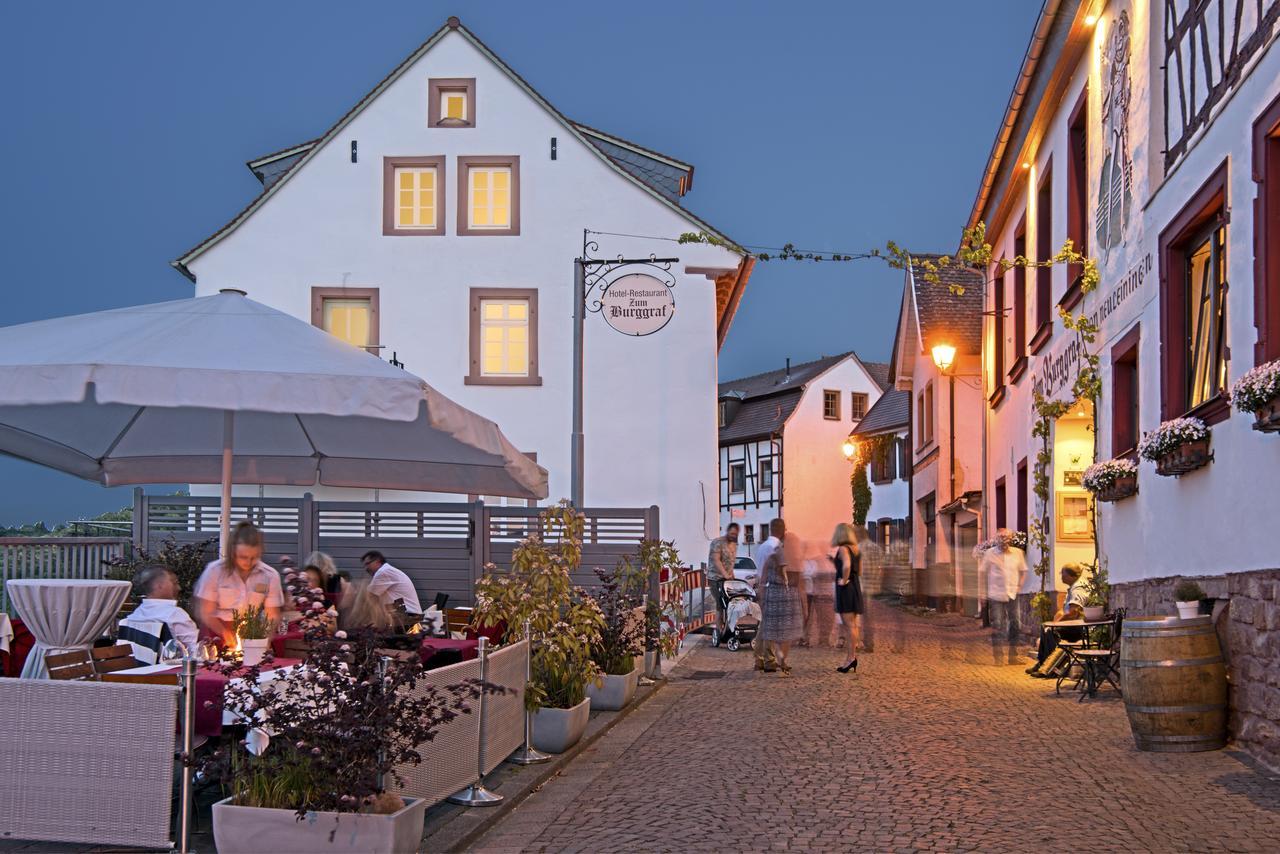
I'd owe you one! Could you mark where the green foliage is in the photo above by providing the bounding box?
[473,501,605,711]
[102,535,216,611]
[630,539,684,660]
[1082,559,1110,608]
[1030,592,1055,623]
[850,466,872,526]
[1174,580,1206,602]
[232,603,270,640]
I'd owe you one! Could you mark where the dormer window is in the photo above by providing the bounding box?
[718,401,728,428]
[429,78,476,128]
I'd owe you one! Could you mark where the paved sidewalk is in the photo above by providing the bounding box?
[469,602,1280,853]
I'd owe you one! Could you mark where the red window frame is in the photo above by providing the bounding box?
[1016,458,1028,535]
[1064,88,1089,308]
[994,476,1007,530]
[1111,323,1141,457]
[1010,219,1028,382]
[1253,91,1280,365]
[991,266,1006,405]
[1158,160,1230,425]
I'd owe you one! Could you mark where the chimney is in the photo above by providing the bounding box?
[784,358,791,383]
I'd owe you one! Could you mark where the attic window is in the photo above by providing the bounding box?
[823,390,840,420]
[428,78,476,128]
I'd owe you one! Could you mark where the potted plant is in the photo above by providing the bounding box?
[1030,592,1054,625]
[585,567,644,711]
[200,627,483,854]
[1230,358,1280,432]
[474,501,604,754]
[233,603,271,667]
[1138,417,1211,476]
[1174,580,1206,620]
[616,539,683,677]
[1081,561,1110,621]
[1082,458,1139,502]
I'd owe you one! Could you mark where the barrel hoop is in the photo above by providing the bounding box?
[1135,733,1226,744]
[1120,655,1223,668]
[1123,627,1217,639]
[1126,703,1225,715]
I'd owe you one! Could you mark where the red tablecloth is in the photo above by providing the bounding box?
[418,638,479,669]
[153,658,302,736]
[270,630,304,658]
[5,618,35,678]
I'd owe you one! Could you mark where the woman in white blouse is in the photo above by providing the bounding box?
[193,521,284,646]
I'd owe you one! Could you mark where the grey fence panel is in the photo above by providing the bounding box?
[140,495,304,560]
[484,506,656,589]
[314,502,478,606]
[0,539,129,615]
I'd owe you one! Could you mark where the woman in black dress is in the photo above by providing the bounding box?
[831,523,864,673]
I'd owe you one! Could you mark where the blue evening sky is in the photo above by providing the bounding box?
[0,0,1039,525]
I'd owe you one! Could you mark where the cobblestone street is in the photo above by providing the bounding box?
[470,602,1280,853]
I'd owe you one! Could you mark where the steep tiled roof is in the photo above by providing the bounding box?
[718,353,848,400]
[862,360,891,391]
[911,255,984,355]
[719,390,802,444]
[853,388,909,436]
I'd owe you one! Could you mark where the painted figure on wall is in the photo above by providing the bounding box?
[1096,8,1133,257]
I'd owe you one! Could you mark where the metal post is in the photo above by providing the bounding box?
[179,654,197,854]
[375,655,388,792]
[447,637,503,806]
[219,410,234,558]
[571,257,586,509]
[510,619,550,765]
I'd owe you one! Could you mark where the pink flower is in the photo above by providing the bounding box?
[334,630,347,640]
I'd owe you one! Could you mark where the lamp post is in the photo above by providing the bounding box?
[930,343,957,506]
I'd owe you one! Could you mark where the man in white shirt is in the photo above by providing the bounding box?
[125,565,200,654]
[362,551,423,624]
[752,518,785,672]
[980,529,1027,664]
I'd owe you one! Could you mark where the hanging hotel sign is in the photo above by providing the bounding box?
[599,273,676,336]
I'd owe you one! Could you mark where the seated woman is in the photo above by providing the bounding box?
[338,578,396,634]
[302,551,348,608]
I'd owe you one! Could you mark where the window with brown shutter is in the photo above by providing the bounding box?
[994,477,1007,530]
[1031,162,1053,353]
[1253,92,1280,365]
[1065,88,1089,303]
[1016,458,1028,535]
[1010,219,1028,382]
[991,268,1006,404]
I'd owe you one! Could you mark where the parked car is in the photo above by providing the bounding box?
[732,556,759,588]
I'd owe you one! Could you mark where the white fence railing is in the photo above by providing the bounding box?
[0,538,130,614]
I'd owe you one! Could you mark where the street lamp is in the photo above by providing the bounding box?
[931,343,957,375]
[842,439,858,461]
[930,341,958,507]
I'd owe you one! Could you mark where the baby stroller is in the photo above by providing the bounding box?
[711,578,760,652]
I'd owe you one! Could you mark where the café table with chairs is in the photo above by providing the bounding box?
[6,578,131,678]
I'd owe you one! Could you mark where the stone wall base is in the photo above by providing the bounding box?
[1112,569,1280,773]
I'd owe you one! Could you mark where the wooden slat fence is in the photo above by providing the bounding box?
[0,538,129,615]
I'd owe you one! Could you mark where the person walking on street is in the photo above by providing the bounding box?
[707,522,739,639]
[832,523,864,673]
[980,528,1028,665]
[759,536,804,674]
[752,518,785,671]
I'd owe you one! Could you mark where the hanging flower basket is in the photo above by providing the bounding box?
[1082,458,1138,502]
[1230,359,1280,433]
[1138,417,1211,477]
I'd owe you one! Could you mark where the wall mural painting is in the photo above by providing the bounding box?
[1096,8,1133,258]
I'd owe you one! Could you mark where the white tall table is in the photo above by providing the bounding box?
[7,579,131,679]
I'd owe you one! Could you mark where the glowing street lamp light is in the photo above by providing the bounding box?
[842,439,858,460]
[931,342,957,374]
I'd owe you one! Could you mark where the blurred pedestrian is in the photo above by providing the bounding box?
[752,518,785,672]
[707,522,739,639]
[980,528,1028,665]
[803,541,836,647]
[832,523,864,673]
[759,536,804,674]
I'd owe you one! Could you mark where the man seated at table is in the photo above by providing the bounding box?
[1027,563,1088,677]
[123,565,200,655]
[361,551,423,629]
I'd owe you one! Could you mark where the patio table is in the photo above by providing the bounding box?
[419,637,480,669]
[7,579,130,679]
[115,658,302,736]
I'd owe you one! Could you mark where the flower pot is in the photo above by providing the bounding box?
[530,697,590,754]
[212,795,426,854]
[1253,394,1280,433]
[241,638,270,667]
[1082,605,1106,621]
[1175,601,1201,620]
[1155,438,1211,477]
[585,667,639,711]
[1096,474,1138,502]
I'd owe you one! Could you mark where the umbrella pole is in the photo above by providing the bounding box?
[219,410,234,558]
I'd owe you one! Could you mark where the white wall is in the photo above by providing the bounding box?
[865,428,910,527]
[186,30,744,563]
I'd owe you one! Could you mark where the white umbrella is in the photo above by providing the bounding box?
[0,289,547,550]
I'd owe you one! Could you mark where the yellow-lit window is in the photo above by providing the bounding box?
[441,90,468,122]
[469,167,511,230]
[394,167,437,229]
[480,299,529,376]
[322,298,371,349]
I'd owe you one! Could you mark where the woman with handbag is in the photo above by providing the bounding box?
[832,522,864,673]
[758,536,804,674]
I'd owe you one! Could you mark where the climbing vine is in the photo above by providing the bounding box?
[848,433,896,526]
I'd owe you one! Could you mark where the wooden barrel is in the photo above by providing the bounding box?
[1120,615,1227,753]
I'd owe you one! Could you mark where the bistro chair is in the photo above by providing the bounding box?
[45,649,96,681]
[1072,609,1125,701]
[90,643,141,675]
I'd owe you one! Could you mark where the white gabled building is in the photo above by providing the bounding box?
[171,16,754,562]
[717,352,889,555]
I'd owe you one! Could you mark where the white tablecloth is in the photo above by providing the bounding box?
[0,613,12,655]
[7,579,131,678]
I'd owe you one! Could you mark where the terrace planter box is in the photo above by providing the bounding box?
[212,796,426,854]
[1095,474,1138,502]
[1253,394,1280,433]
[1154,438,1211,477]
[585,667,639,711]
[531,696,590,754]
